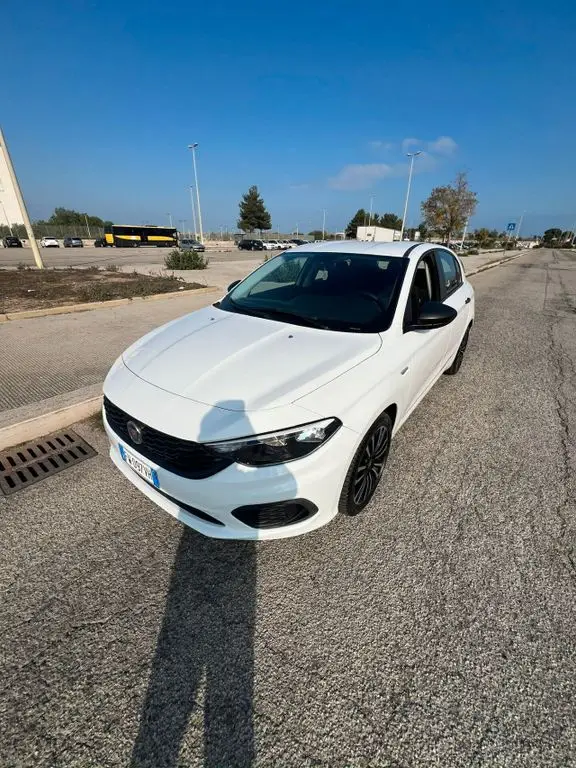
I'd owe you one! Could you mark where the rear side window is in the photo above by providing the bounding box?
[435,250,462,297]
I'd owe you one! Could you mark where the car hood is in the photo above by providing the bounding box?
[122,306,381,411]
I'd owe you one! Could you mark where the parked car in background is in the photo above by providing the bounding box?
[237,238,265,251]
[280,240,296,249]
[94,237,107,247]
[290,239,308,246]
[63,237,83,248]
[40,237,60,248]
[2,236,22,248]
[103,240,474,540]
[262,241,276,251]
[179,238,206,252]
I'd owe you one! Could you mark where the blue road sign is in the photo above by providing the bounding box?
[507,222,516,232]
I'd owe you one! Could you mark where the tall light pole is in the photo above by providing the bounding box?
[189,186,198,240]
[516,210,526,240]
[459,217,470,251]
[0,126,44,268]
[322,209,326,240]
[368,195,375,227]
[188,143,204,243]
[166,213,173,227]
[400,150,422,240]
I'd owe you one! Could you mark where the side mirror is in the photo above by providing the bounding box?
[227,280,241,293]
[408,301,457,330]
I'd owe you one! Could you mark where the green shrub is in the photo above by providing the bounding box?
[106,264,120,272]
[164,249,209,270]
[467,248,479,255]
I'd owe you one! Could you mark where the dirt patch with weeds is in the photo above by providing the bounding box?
[0,267,204,313]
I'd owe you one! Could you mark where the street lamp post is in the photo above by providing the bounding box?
[188,143,204,243]
[167,213,173,227]
[516,210,526,240]
[368,195,374,227]
[322,209,326,240]
[400,151,422,240]
[189,186,198,240]
[459,217,470,251]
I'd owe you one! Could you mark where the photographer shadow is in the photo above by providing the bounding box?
[130,400,296,767]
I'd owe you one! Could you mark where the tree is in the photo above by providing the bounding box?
[421,172,477,243]
[308,230,324,240]
[416,222,428,240]
[543,228,562,245]
[379,212,402,231]
[345,209,368,238]
[473,228,499,248]
[237,186,271,233]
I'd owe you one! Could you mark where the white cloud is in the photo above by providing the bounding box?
[328,163,397,190]
[427,136,458,155]
[402,137,422,153]
[402,135,458,155]
[328,136,457,190]
[369,140,394,151]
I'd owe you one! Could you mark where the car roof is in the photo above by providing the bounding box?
[291,240,443,260]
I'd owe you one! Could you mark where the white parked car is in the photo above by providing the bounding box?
[280,240,296,248]
[262,241,277,251]
[40,237,60,248]
[103,241,474,540]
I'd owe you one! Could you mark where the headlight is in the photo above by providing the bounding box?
[203,418,341,467]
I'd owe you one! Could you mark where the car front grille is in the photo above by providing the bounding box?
[103,396,233,479]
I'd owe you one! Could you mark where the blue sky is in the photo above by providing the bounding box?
[3,0,576,235]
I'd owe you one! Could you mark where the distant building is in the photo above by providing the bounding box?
[0,150,24,226]
[356,225,400,242]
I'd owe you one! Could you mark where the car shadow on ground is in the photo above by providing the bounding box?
[129,400,296,767]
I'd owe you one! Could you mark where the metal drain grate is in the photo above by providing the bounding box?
[0,430,97,495]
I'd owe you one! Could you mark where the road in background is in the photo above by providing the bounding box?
[1,250,575,766]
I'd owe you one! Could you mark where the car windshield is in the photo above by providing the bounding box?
[218,250,408,333]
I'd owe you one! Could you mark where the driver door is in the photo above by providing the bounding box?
[402,252,452,411]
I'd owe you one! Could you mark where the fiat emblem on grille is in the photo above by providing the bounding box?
[127,420,143,444]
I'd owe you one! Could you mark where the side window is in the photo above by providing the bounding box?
[436,250,462,297]
[403,252,441,327]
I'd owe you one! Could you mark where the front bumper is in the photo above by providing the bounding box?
[104,414,358,540]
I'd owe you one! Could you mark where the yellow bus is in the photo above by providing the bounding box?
[104,224,177,248]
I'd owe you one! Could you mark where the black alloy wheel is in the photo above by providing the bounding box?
[444,327,470,375]
[339,413,392,516]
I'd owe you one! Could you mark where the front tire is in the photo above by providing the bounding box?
[339,413,392,516]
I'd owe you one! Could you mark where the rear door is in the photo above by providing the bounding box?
[434,249,472,354]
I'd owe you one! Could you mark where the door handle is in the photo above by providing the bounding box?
[465,297,471,304]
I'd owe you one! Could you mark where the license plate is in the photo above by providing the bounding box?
[119,444,159,488]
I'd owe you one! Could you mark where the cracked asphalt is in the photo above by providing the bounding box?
[1,248,575,767]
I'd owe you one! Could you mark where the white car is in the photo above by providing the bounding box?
[40,237,59,248]
[103,241,474,540]
[280,240,296,248]
[262,241,277,251]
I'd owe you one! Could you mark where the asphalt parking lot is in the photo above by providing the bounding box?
[0,245,263,269]
[1,249,575,766]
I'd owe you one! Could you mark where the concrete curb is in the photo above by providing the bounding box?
[0,285,220,323]
[0,395,102,452]
[465,251,525,277]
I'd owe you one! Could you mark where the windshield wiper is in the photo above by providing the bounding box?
[246,307,331,330]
